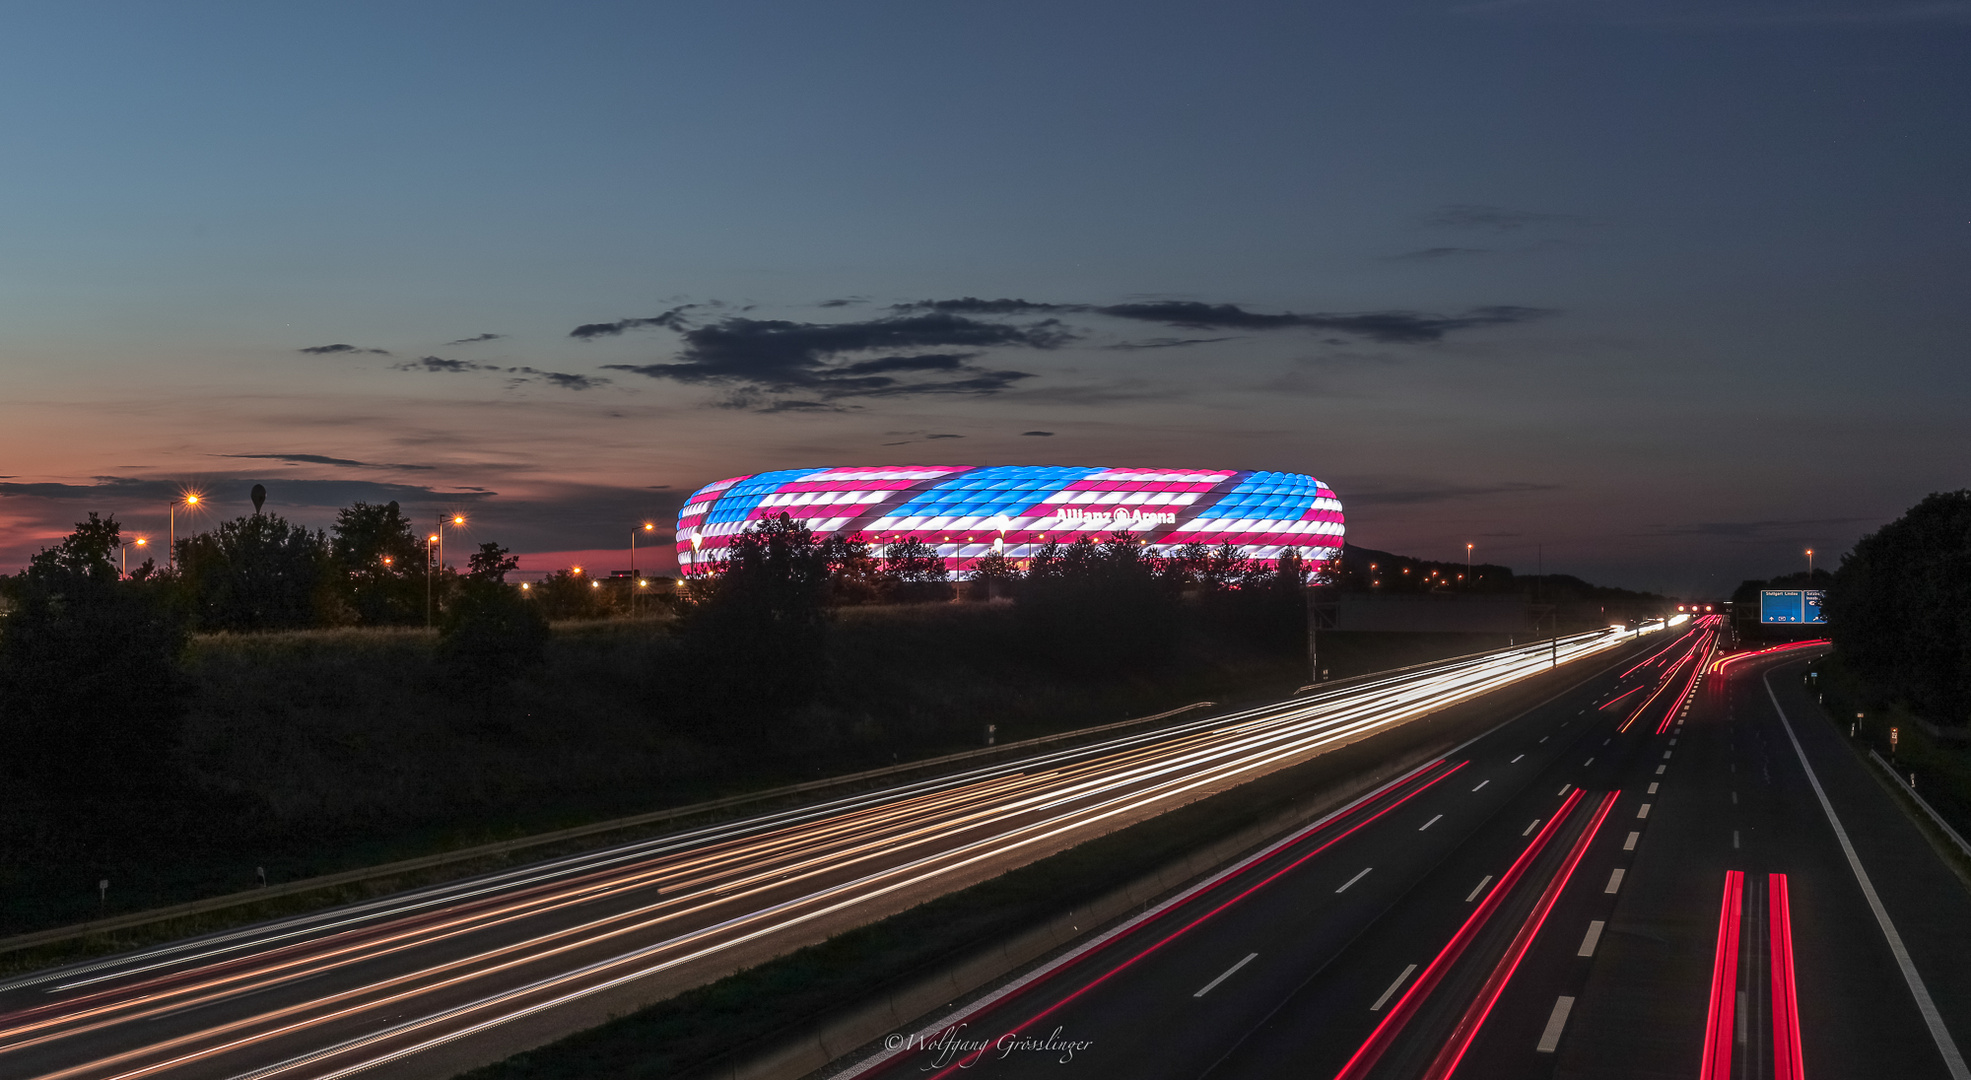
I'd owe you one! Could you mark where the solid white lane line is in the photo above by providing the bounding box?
[1466,875,1494,902]
[1419,814,1443,831]
[1194,953,1257,998]
[1537,996,1575,1053]
[1336,867,1373,893]
[1371,964,1418,1011]
[1605,868,1625,894]
[1623,831,1639,850]
[1472,780,1490,792]
[1765,671,1971,1080]
[1578,920,1606,957]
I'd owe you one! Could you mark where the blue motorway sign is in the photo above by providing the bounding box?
[1760,590,1827,624]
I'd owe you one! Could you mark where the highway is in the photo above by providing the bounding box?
[847,620,1971,1080]
[0,629,1648,1080]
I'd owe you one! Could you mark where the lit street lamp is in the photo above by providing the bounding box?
[168,493,201,570]
[1806,548,1814,580]
[631,523,655,614]
[122,537,148,578]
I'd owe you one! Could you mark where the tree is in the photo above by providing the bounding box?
[823,533,888,605]
[967,549,1021,600]
[675,513,832,736]
[467,541,520,583]
[883,537,950,602]
[440,541,549,687]
[177,514,330,632]
[531,567,612,620]
[1016,531,1177,672]
[1827,491,1971,726]
[0,515,190,838]
[330,501,425,625]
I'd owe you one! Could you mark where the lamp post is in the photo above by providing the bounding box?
[1466,542,1473,589]
[122,537,148,578]
[1806,548,1814,580]
[168,494,201,570]
[632,523,655,614]
[426,532,440,627]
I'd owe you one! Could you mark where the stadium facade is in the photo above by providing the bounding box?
[675,465,1344,578]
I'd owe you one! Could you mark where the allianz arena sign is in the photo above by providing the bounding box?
[675,465,1344,577]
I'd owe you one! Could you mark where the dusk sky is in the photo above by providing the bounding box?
[3,1,1966,594]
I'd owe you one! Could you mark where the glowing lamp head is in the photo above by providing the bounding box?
[452,515,465,526]
[428,534,440,544]
[642,523,655,532]
[184,494,200,506]
[135,538,148,547]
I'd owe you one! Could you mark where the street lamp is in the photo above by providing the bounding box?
[122,536,148,578]
[168,493,201,570]
[426,532,440,626]
[631,523,655,614]
[1806,548,1814,580]
[1466,543,1473,589]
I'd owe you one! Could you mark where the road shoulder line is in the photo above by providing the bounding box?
[1764,669,1971,1080]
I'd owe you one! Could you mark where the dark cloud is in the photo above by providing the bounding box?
[1424,204,1588,231]
[1021,431,1054,437]
[1649,515,1881,538]
[0,476,491,507]
[896,297,1553,343]
[222,453,435,471]
[298,343,391,356]
[396,355,492,373]
[898,297,1076,315]
[1340,479,1560,506]
[601,311,1058,406]
[1096,301,1553,342]
[1394,247,1492,260]
[569,306,697,339]
[503,367,610,391]
[444,333,505,345]
[818,297,866,308]
[924,433,964,439]
[1105,337,1235,350]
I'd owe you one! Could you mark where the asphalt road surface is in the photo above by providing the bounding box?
[849,621,1971,1080]
[0,630,1643,1080]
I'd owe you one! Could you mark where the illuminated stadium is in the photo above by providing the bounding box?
[675,466,1344,577]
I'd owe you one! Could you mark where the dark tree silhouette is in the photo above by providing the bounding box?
[177,514,330,632]
[0,514,191,849]
[676,513,832,736]
[1828,490,1971,726]
[440,540,548,688]
[1017,532,1178,672]
[330,501,425,625]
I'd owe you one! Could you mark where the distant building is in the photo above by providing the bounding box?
[675,465,1345,577]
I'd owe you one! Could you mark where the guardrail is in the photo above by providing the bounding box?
[1867,749,1971,860]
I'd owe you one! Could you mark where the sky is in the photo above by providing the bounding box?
[2,1,1966,594]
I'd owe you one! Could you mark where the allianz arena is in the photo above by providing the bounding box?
[675,466,1344,577]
